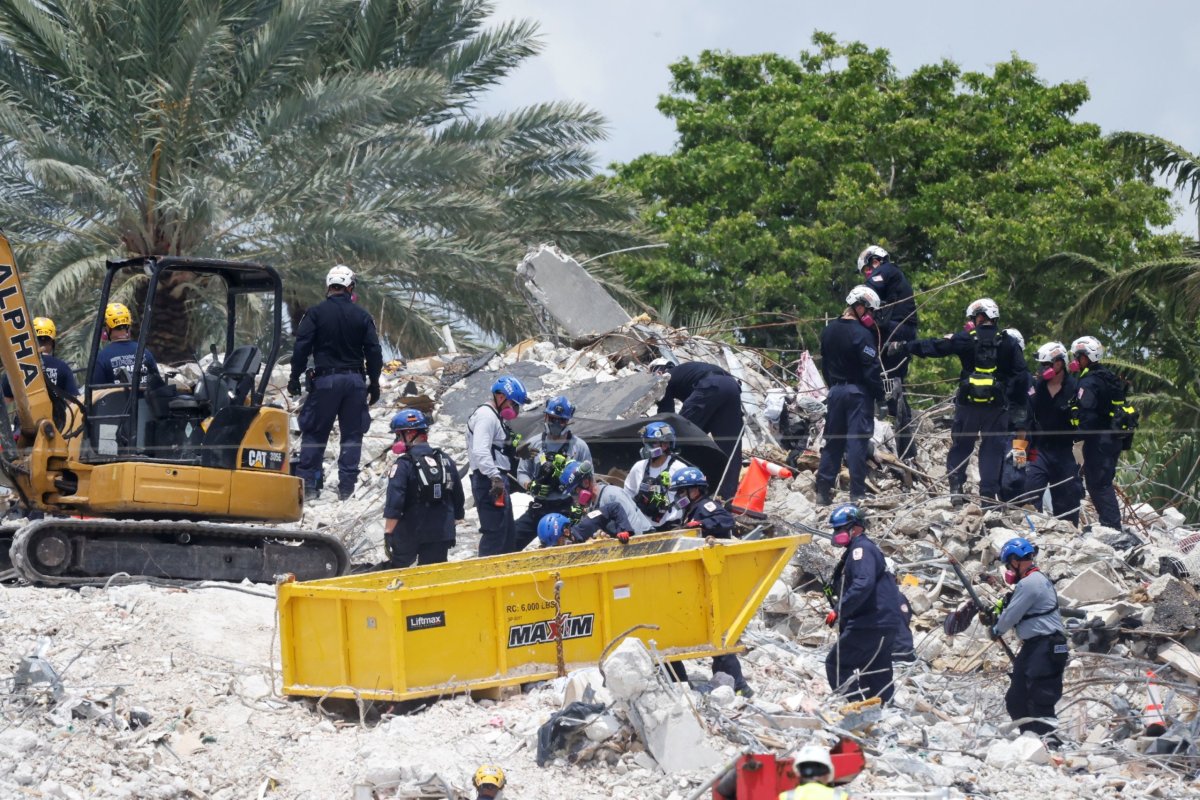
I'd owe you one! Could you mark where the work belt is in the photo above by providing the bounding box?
[315,367,363,376]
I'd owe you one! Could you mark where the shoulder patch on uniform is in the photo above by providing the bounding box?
[1077,388,1085,399]
[1027,386,1035,396]
[704,501,717,512]
[852,547,864,561]
[871,274,884,283]
[900,603,909,613]
[586,510,602,519]
[388,463,398,478]
[863,345,877,358]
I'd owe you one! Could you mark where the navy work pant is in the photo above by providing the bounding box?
[1082,436,1121,529]
[1006,632,1068,736]
[679,374,743,499]
[826,626,896,703]
[947,403,1010,499]
[471,471,516,556]
[816,385,873,497]
[1019,444,1082,525]
[512,498,572,553]
[387,536,450,568]
[297,373,370,496]
[666,654,750,694]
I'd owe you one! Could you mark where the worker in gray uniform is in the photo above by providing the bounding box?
[981,537,1068,741]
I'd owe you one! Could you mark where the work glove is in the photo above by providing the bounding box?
[616,531,631,544]
[534,481,551,498]
[1072,440,1085,467]
[685,520,702,528]
[489,475,505,501]
[287,375,302,397]
[824,611,838,627]
[978,609,996,626]
[368,382,381,405]
[1010,438,1028,468]
[884,341,908,357]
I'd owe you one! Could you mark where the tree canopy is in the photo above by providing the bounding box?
[613,34,1182,350]
[0,0,643,361]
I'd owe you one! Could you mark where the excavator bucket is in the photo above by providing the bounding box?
[277,531,805,702]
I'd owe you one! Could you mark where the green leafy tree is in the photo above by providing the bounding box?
[613,34,1180,351]
[0,0,643,362]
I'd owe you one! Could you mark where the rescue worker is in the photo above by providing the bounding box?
[981,537,1068,740]
[513,395,591,551]
[92,303,160,385]
[472,764,505,799]
[822,504,902,704]
[287,265,384,500]
[777,744,850,799]
[383,409,465,567]
[857,245,918,462]
[886,558,917,663]
[3,317,78,398]
[623,421,690,530]
[669,466,753,695]
[998,328,1033,503]
[814,287,886,506]
[1016,342,1082,525]
[888,298,1028,505]
[653,360,743,498]
[1068,336,1125,530]
[536,512,586,547]
[560,459,652,541]
[467,375,528,556]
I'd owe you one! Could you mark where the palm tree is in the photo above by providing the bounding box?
[0,0,644,362]
[1110,132,1200,239]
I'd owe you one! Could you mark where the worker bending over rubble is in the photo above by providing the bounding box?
[467,375,528,556]
[822,504,903,704]
[624,421,690,530]
[560,459,652,542]
[980,537,1068,743]
[653,360,744,499]
[383,410,464,567]
[513,395,591,552]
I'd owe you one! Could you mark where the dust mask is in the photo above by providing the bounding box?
[1004,569,1018,585]
[1040,366,1056,381]
[499,406,518,421]
[545,420,568,438]
[641,444,666,459]
[391,440,407,455]
[1067,359,1082,374]
[675,494,692,510]
[832,529,852,547]
[858,312,875,329]
[963,321,975,333]
[576,489,593,506]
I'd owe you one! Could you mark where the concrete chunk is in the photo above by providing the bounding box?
[985,734,1049,767]
[517,245,631,338]
[636,692,722,773]
[603,638,657,701]
[1059,567,1125,604]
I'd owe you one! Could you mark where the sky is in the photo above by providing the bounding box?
[482,0,1200,232]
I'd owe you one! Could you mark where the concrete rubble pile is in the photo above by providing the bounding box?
[2,259,1199,797]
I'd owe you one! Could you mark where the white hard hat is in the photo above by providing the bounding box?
[965,298,1000,321]
[1070,335,1104,363]
[1003,328,1025,351]
[1035,341,1067,364]
[794,744,834,775]
[845,285,881,310]
[326,264,355,288]
[856,245,888,272]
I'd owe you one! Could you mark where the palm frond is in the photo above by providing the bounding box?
[1110,131,1200,203]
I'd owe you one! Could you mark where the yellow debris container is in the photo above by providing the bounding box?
[277,531,805,702]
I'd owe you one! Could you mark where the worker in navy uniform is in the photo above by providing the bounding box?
[383,409,464,567]
[535,512,587,547]
[4,317,78,398]
[1067,336,1125,530]
[667,466,754,696]
[560,459,652,542]
[653,360,743,499]
[623,421,690,530]
[287,265,383,501]
[886,558,917,663]
[814,286,886,506]
[888,298,1028,505]
[513,395,591,551]
[92,302,159,385]
[822,504,903,703]
[1016,341,1082,525]
[980,537,1068,740]
[857,245,918,462]
[466,375,528,556]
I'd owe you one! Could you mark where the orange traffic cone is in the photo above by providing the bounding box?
[730,457,793,515]
[1143,670,1168,736]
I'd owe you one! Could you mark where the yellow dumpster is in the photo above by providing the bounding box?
[277,531,805,702]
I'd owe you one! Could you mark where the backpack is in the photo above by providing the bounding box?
[1108,378,1140,451]
[964,327,1000,404]
[404,449,454,504]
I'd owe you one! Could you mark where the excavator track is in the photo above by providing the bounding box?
[9,517,350,587]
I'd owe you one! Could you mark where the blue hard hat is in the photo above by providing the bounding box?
[544,395,575,420]
[640,421,676,448]
[490,375,529,405]
[390,409,429,431]
[538,513,571,547]
[999,537,1038,563]
[829,503,867,529]
[670,467,708,492]
[559,459,594,493]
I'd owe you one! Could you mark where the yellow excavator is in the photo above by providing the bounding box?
[0,233,349,585]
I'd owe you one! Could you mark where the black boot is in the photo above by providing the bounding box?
[815,483,834,506]
[949,481,965,508]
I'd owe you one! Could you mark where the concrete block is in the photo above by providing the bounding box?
[438,361,550,424]
[603,638,657,701]
[1157,643,1200,682]
[1161,507,1187,528]
[764,580,792,614]
[985,734,1049,767]
[564,667,613,706]
[636,693,722,773]
[584,711,623,742]
[517,245,631,338]
[1059,567,1125,605]
[566,373,665,420]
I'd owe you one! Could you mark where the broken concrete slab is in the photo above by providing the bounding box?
[1156,643,1200,683]
[635,691,722,773]
[562,372,665,421]
[1144,575,1200,631]
[1059,567,1126,605]
[602,638,657,702]
[517,245,631,338]
[436,361,550,424]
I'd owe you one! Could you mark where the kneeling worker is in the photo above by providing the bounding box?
[561,460,652,542]
[383,410,465,567]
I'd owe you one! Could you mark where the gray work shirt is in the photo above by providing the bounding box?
[517,433,592,499]
[623,456,691,527]
[995,570,1065,641]
[467,404,509,478]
